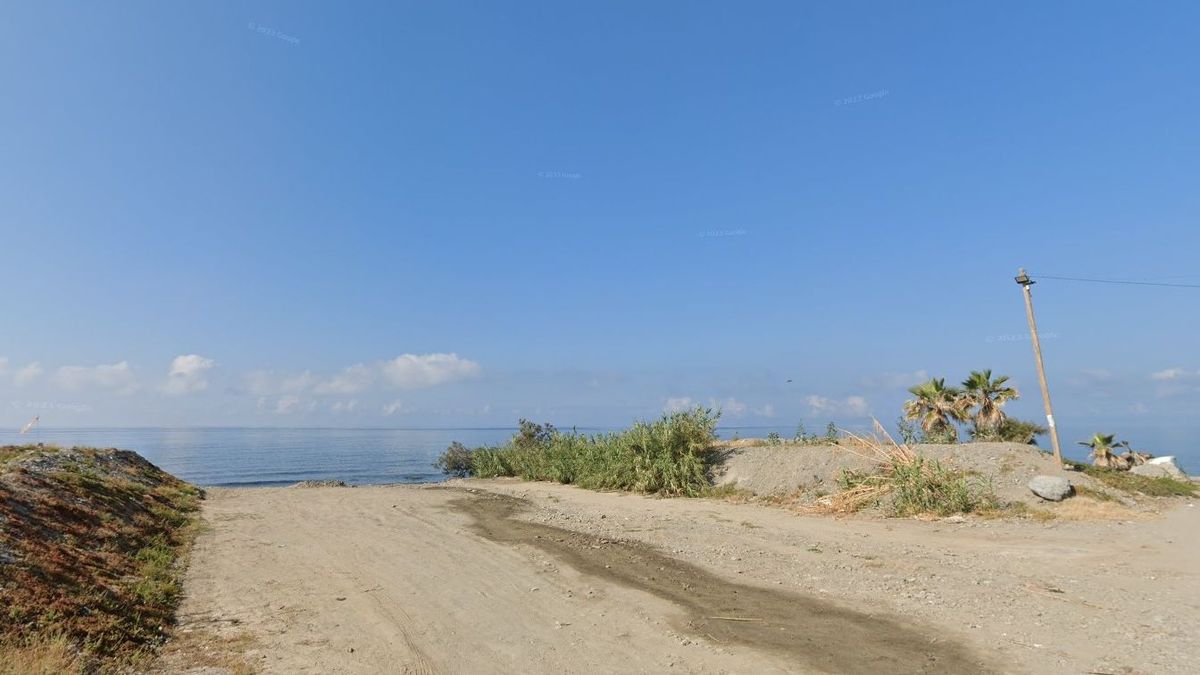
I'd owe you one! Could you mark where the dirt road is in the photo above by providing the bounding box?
[163,481,1199,674]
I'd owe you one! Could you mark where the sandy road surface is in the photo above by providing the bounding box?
[161,481,1199,674]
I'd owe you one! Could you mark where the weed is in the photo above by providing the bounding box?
[978,501,1056,522]
[819,423,995,516]
[824,422,839,444]
[793,420,838,446]
[0,444,63,465]
[1073,485,1117,502]
[695,483,753,500]
[1072,463,1197,497]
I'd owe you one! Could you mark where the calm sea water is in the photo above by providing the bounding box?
[1,423,1192,486]
[0,428,516,487]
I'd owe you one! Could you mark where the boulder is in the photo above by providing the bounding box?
[1130,457,1188,480]
[1028,475,1073,501]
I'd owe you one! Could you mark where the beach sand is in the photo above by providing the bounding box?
[158,480,1199,674]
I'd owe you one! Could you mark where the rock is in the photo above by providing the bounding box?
[1131,457,1188,480]
[1028,475,1073,501]
[289,480,352,488]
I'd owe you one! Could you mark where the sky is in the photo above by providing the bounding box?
[1,1,1199,442]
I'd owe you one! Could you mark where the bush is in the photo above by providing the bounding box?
[825,429,994,516]
[766,432,782,446]
[438,408,721,496]
[920,427,958,445]
[889,457,988,516]
[824,422,839,444]
[434,441,473,478]
[469,447,511,478]
[973,418,1047,445]
[793,420,837,445]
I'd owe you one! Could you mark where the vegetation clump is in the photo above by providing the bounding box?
[436,408,720,496]
[1077,433,1156,471]
[1067,460,1196,497]
[792,421,839,445]
[902,370,1045,445]
[821,426,995,517]
[0,445,203,672]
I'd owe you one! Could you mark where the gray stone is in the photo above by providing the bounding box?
[1028,475,1073,501]
[1130,457,1188,480]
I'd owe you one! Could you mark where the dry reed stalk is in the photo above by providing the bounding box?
[809,420,921,514]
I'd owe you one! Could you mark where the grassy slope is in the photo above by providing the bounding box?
[0,445,203,672]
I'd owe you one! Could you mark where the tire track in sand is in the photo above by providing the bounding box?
[450,489,998,675]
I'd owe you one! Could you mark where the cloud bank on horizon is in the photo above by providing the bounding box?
[1,347,1195,430]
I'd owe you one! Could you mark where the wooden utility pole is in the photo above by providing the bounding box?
[1015,268,1063,465]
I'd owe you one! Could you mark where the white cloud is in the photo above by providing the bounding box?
[709,397,747,416]
[164,354,215,395]
[53,361,138,394]
[13,362,42,387]
[331,399,358,413]
[0,357,8,374]
[862,370,929,390]
[1151,368,1189,381]
[380,353,481,389]
[1130,402,1149,414]
[663,396,695,413]
[804,394,870,417]
[315,364,375,394]
[274,395,300,414]
[382,399,411,416]
[245,353,480,400]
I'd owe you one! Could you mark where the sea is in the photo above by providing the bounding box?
[0,423,1193,487]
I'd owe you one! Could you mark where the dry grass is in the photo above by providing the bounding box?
[977,501,1057,522]
[0,444,61,465]
[1078,465,1197,497]
[1053,497,1148,522]
[810,422,991,517]
[151,629,259,674]
[0,637,87,674]
[977,496,1147,523]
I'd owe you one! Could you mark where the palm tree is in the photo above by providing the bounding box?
[1115,440,1151,467]
[1079,433,1123,469]
[960,370,1019,435]
[903,378,967,441]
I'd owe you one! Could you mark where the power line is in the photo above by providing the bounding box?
[1031,274,1200,289]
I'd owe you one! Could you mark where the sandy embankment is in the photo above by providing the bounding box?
[160,481,1199,674]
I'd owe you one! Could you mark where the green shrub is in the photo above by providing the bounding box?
[832,453,993,516]
[434,442,473,478]
[766,432,782,445]
[824,422,839,444]
[972,418,1047,444]
[890,456,989,516]
[469,447,511,478]
[895,417,919,444]
[440,408,721,496]
[793,420,836,445]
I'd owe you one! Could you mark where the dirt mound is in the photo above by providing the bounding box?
[712,441,1111,506]
[0,445,202,668]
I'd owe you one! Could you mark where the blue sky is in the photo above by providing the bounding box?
[2,1,1199,441]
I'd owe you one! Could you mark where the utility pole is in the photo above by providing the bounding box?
[1015,268,1063,466]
